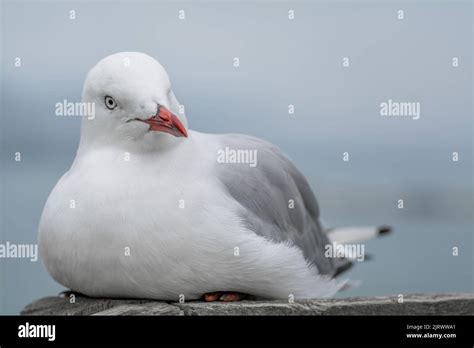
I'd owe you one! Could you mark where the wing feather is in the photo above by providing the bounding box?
[216,134,349,276]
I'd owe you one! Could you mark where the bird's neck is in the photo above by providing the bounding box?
[77,128,188,158]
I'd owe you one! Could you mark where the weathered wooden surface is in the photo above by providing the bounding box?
[21,293,474,316]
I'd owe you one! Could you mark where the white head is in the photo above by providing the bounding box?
[80,52,188,152]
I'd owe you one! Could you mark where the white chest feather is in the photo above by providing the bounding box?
[39,132,344,300]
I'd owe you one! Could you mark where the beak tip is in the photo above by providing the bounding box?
[152,104,188,138]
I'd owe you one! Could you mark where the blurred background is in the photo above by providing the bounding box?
[0,0,472,314]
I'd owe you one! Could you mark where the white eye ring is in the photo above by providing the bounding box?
[104,95,117,110]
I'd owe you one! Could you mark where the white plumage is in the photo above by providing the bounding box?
[39,52,386,301]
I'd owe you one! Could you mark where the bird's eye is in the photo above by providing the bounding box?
[104,96,117,110]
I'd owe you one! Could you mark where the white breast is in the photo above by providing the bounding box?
[39,131,344,300]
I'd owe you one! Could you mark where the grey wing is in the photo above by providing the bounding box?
[215,134,351,277]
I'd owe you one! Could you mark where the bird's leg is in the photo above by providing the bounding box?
[203,291,251,302]
[219,292,247,302]
[203,292,223,302]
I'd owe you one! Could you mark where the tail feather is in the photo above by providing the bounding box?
[328,225,392,280]
[328,225,391,244]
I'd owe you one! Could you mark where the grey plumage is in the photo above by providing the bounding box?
[215,134,350,277]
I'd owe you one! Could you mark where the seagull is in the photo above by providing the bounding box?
[38,52,390,302]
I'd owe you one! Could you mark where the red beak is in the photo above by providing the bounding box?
[141,105,188,138]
